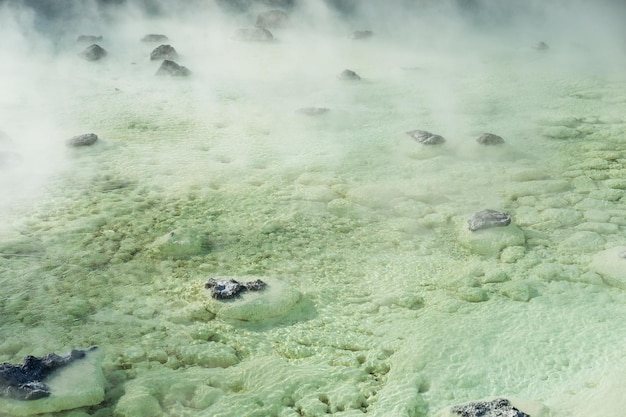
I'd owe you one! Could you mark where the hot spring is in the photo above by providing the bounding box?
[1,1,626,416]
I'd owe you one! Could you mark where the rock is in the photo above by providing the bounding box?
[0,347,105,416]
[149,229,205,258]
[296,107,330,116]
[590,246,626,290]
[205,276,301,321]
[477,132,504,145]
[256,9,288,28]
[155,60,191,77]
[232,27,274,42]
[468,209,512,231]
[406,130,446,145]
[66,133,98,147]
[150,44,178,61]
[78,44,106,61]
[534,41,549,50]
[449,398,529,417]
[459,217,525,256]
[338,69,360,80]
[141,34,168,42]
[76,35,102,43]
[352,30,373,40]
[204,278,267,299]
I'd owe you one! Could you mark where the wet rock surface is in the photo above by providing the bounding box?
[150,44,178,61]
[233,27,274,42]
[79,44,107,61]
[205,278,267,299]
[156,60,191,77]
[141,34,168,42]
[451,398,530,417]
[0,347,96,400]
[67,133,98,147]
[406,129,446,145]
[256,9,288,28]
[477,132,505,145]
[468,209,512,231]
[339,69,360,80]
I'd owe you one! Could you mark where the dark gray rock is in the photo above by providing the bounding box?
[150,44,178,61]
[451,398,529,417]
[468,209,512,231]
[296,107,330,116]
[477,133,505,145]
[406,129,446,145]
[352,30,373,40]
[0,347,98,401]
[232,27,274,42]
[79,44,107,61]
[534,41,549,51]
[256,9,288,28]
[156,60,191,77]
[141,34,168,42]
[67,133,98,147]
[205,278,267,299]
[339,69,360,80]
[77,35,102,43]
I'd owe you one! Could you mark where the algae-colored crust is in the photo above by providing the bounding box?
[205,277,301,321]
[458,223,526,256]
[0,348,105,417]
[590,246,626,290]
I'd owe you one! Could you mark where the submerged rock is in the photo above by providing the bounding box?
[79,44,107,61]
[67,133,98,147]
[76,35,102,43]
[141,34,168,42]
[256,9,288,28]
[468,209,511,231]
[406,130,446,145]
[339,69,361,80]
[205,278,267,299]
[205,276,301,321]
[232,27,274,42]
[0,347,98,401]
[150,44,178,61]
[155,60,191,77]
[296,107,330,116]
[450,398,529,417]
[352,30,373,40]
[477,132,505,145]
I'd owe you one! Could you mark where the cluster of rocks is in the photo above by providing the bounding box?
[406,131,505,146]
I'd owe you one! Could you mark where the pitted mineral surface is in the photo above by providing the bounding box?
[468,209,512,231]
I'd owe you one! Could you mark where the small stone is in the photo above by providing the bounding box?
[150,44,178,61]
[468,209,512,231]
[67,133,98,147]
[406,130,446,145]
[155,60,191,77]
[79,44,107,61]
[338,69,361,80]
[477,133,505,145]
[141,34,168,42]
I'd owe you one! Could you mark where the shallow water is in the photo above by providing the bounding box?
[1,3,626,417]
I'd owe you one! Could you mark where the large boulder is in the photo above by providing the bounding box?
[204,276,301,321]
[150,44,178,61]
[79,44,107,61]
[0,347,105,416]
[155,60,191,77]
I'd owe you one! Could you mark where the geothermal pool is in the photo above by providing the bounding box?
[1,2,626,416]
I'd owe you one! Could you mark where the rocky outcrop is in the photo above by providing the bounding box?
[79,44,107,61]
[141,34,168,42]
[155,60,191,77]
[339,69,360,80]
[406,130,445,145]
[150,44,178,61]
[232,27,274,42]
[468,209,511,231]
[256,9,288,28]
[0,347,98,400]
[67,133,98,147]
[477,132,505,145]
